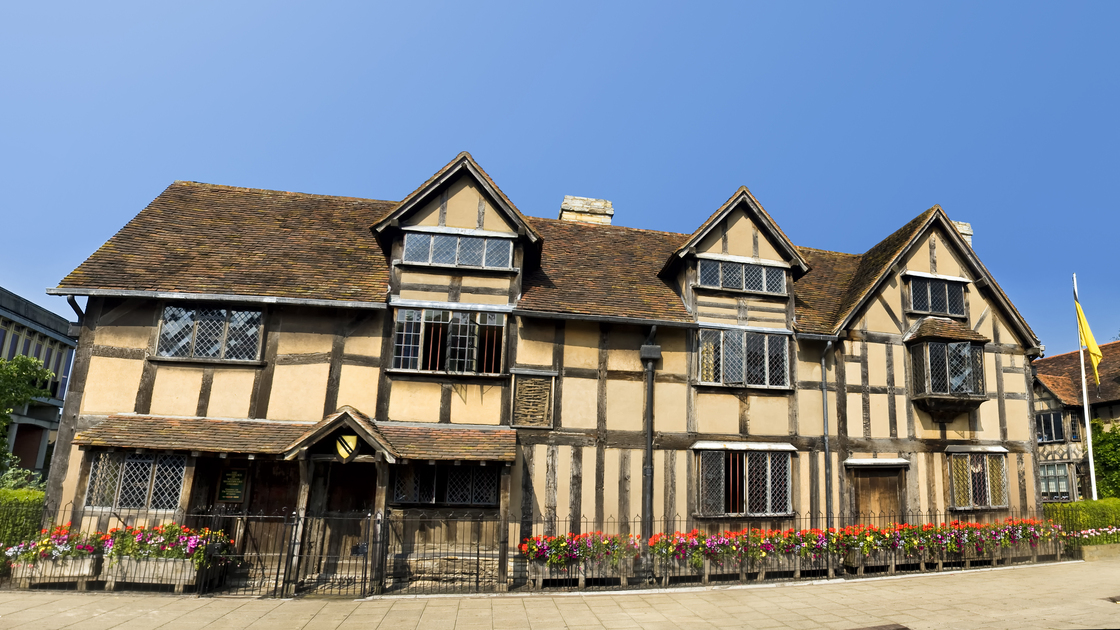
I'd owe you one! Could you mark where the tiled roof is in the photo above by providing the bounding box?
[375,423,517,462]
[518,218,693,323]
[905,317,991,343]
[793,247,862,335]
[56,182,397,304]
[1034,340,1120,406]
[73,415,314,453]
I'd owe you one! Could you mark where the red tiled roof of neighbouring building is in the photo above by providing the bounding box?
[1034,340,1120,407]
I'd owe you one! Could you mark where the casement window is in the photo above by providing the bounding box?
[698,450,792,517]
[392,463,499,507]
[911,341,984,395]
[697,259,785,295]
[1040,463,1072,502]
[393,309,505,374]
[85,452,186,511]
[699,329,788,388]
[402,232,513,269]
[949,453,1008,509]
[1070,414,1081,441]
[910,277,966,317]
[157,305,263,361]
[1036,412,1065,443]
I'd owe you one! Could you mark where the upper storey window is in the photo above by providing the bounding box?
[910,277,966,317]
[402,232,513,269]
[157,306,263,361]
[393,308,505,374]
[698,259,785,295]
[699,329,788,388]
[1036,412,1065,444]
[911,341,984,396]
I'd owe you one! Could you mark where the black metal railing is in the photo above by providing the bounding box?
[0,504,1086,597]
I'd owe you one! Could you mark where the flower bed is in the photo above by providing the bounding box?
[520,518,1066,583]
[4,524,101,587]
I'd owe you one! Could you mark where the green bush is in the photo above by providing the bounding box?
[0,488,45,551]
[1045,498,1120,546]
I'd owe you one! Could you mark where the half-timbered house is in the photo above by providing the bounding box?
[44,152,1044,587]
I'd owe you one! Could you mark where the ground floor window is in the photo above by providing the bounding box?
[86,452,186,510]
[1040,463,1071,502]
[949,453,1008,509]
[392,462,499,507]
[698,450,792,517]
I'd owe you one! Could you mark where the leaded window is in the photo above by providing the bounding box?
[392,309,504,373]
[85,452,186,510]
[911,341,984,395]
[401,233,513,269]
[1040,463,1071,502]
[949,453,1008,509]
[699,329,788,387]
[698,450,792,517]
[392,463,499,506]
[910,277,966,317]
[157,306,263,361]
[1036,412,1065,443]
[697,260,785,295]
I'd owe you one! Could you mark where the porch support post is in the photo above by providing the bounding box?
[371,458,389,591]
[498,463,512,591]
[288,454,314,582]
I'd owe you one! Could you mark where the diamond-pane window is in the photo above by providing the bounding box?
[721,263,743,290]
[85,452,187,511]
[431,235,459,265]
[403,233,432,262]
[117,455,154,509]
[699,329,788,388]
[930,282,947,313]
[150,456,186,510]
[949,453,1008,508]
[947,283,965,315]
[699,451,725,515]
[911,278,929,312]
[911,277,967,317]
[698,260,720,287]
[928,342,948,393]
[484,239,512,268]
[445,467,473,504]
[765,268,785,294]
[700,450,792,517]
[86,452,123,507]
[743,264,764,292]
[473,467,499,505]
[914,341,984,396]
[458,236,485,266]
[156,306,263,361]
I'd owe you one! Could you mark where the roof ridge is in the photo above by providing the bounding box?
[1035,339,1120,363]
[173,180,398,205]
[795,245,861,257]
[527,216,690,237]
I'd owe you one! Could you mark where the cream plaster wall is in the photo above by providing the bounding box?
[748,395,788,436]
[268,364,329,421]
[149,366,204,417]
[560,378,597,429]
[207,369,255,418]
[449,383,502,425]
[606,380,643,431]
[81,356,145,414]
[387,380,442,423]
[696,393,738,435]
[336,365,379,416]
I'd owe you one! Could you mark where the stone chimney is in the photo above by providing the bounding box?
[559,196,613,225]
[952,221,973,246]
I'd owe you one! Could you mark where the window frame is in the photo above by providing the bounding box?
[155,305,265,363]
[948,453,1009,510]
[909,277,967,317]
[698,328,789,389]
[391,462,500,507]
[696,259,787,296]
[1036,412,1065,444]
[401,232,515,270]
[1039,463,1072,502]
[391,308,507,375]
[697,449,793,518]
[911,340,985,396]
[85,452,187,511]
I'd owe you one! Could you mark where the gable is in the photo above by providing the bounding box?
[695,206,787,263]
[901,226,972,280]
[405,173,518,233]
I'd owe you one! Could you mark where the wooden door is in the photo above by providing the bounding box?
[853,468,902,517]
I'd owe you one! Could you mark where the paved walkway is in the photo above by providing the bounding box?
[1,559,1119,629]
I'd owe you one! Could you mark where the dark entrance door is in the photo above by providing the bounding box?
[853,468,903,518]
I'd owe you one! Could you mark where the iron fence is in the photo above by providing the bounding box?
[0,504,1082,597]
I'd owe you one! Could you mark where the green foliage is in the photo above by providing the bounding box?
[0,453,45,491]
[1044,498,1120,546]
[0,356,54,427]
[0,487,45,552]
[1090,420,1120,499]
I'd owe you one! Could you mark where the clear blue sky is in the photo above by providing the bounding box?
[2,2,1116,356]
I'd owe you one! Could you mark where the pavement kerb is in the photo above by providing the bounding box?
[355,559,1086,602]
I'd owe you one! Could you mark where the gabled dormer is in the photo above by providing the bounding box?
[665,187,809,390]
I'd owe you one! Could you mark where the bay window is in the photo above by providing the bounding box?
[912,341,984,395]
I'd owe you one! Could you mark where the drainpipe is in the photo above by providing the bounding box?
[639,327,661,564]
[821,340,834,530]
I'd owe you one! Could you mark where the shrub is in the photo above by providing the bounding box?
[1045,498,1120,546]
[0,488,44,551]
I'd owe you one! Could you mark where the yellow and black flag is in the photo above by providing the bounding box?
[1075,281,1103,387]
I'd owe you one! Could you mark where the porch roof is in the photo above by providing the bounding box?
[375,422,517,462]
[73,414,314,454]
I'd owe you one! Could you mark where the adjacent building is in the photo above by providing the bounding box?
[44,153,1044,550]
[0,286,77,472]
[1031,340,1120,502]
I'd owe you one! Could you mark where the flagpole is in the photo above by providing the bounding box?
[1074,273,1099,501]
